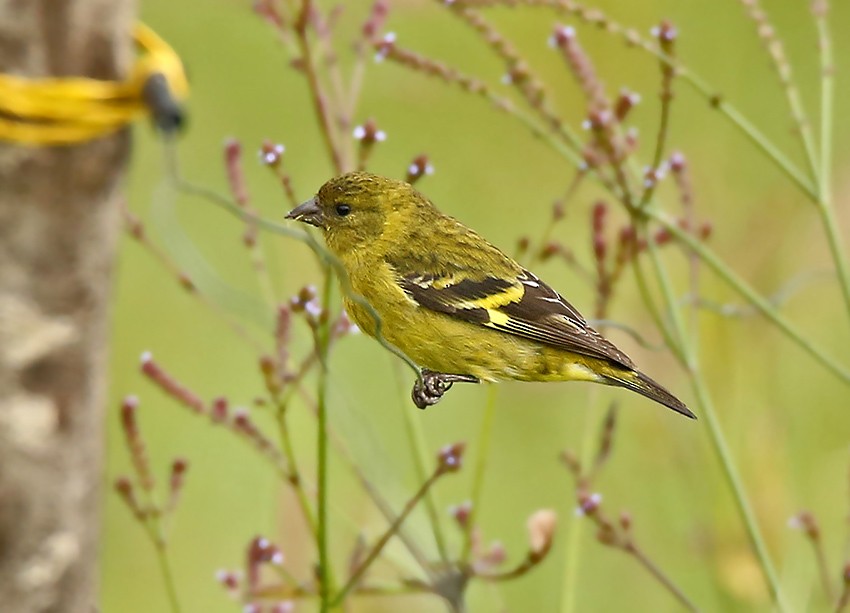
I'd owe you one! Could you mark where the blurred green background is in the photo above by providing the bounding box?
[103,1,850,611]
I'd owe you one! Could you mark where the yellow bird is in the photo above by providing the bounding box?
[287,172,693,419]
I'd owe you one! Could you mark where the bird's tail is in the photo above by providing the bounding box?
[600,370,695,419]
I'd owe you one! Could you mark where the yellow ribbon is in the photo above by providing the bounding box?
[0,24,188,145]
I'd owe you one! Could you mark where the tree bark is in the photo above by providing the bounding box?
[0,2,134,611]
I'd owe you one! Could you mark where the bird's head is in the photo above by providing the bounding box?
[286,172,423,255]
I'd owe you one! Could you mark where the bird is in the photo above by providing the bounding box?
[286,171,694,419]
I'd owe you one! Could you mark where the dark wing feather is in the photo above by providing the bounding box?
[400,273,496,325]
[395,262,635,369]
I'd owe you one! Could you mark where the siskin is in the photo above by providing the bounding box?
[287,172,693,418]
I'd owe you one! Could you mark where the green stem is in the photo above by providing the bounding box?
[559,388,602,613]
[275,404,319,539]
[631,254,688,365]
[737,0,820,184]
[397,368,450,563]
[643,231,691,367]
[642,226,790,613]
[302,364,439,580]
[248,237,278,310]
[503,0,818,198]
[691,85,816,199]
[460,385,498,563]
[628,35,818,199]
[331,469,445,606]
[817,10,833,203]
[175,174,422,381]
[622,30,816,197]
[818,201,850,324]
[689,374,790,612]
[813,12,850,323]
[317,271,334,612]
[139,493,181,613]
[354,464,439,579]
[625,542,698,612]
[646,208,850,385]
[153,539,181,613]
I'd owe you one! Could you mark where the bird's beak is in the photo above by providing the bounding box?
[286,197,324,228]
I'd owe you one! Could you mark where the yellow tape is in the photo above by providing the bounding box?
[0,24,188,145]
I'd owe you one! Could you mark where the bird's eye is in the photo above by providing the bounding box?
[335,203,351,217]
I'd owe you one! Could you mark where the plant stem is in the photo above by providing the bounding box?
[625,543,697,612]
[392,23,847,375]
[642,232,789,612]
[397,368,450,563]
[638,37,817,199]
[332,468,445,605]
[816,7,833,204]
[317,271,334,612]
[810,533,835,602]
[642,233,690,362]
[647,208,850,385]
[295,0,344,174]
[818,202,850,324]
[630,254,688,365]
[275,403,319,538]
[153,538,182,613]
[138,489,181,613]
[175,173,423,381]
[472,0,818,198]
[354,466,438,579]
[837,580,850,613]
[650,34,816,198]
[559,389,602,613]
[812,9,850,323]
[736,0,821,184]
[460,385,498,563]
[690,373,789,612]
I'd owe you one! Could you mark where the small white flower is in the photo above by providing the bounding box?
[304,300,323,318]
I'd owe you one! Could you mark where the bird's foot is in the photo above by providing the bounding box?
[412,370,479,409]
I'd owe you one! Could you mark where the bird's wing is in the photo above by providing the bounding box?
[393,263,635,369]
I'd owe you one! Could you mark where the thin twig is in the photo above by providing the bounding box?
[294,0,345,174]
[455,0,818,198]
[460,386,498,563]
[737,0,820,183]
[395,372,451,564]
[332,465,450,605]
[648,207,850,386]
[625,542,698,612]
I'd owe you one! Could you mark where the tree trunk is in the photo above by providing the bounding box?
[0,2,134,611]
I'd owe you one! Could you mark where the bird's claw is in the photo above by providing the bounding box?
[411,370,479,409]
